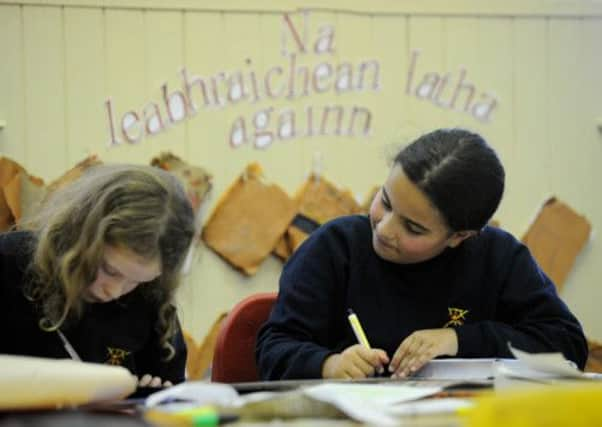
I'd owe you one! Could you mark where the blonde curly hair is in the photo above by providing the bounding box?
[22,164,195,360]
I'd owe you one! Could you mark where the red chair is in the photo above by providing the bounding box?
[211,292,277,383]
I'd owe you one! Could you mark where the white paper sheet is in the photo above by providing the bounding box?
[302,383,442,425]
[509,345,584,378]
[145,381,239,409]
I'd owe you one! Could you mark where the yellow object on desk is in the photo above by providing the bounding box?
[347,309,371,349]
[0,355,136,410]
[145,405,239,427]
[465,382,602,427]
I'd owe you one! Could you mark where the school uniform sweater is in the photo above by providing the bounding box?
[0,231,187,384]
[256,215,588,380]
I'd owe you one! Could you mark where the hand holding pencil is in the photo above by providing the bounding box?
[321,309,389,379]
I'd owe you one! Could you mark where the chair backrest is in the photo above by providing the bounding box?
[211,292,277,383]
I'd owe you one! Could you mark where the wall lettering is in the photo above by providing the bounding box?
[105,13,499,149]
[406,49,498,122]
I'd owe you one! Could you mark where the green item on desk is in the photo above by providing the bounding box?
[145,404,239,426]
[177,405,238,426]
[192,412,238,426]
[191,411,218,426]
[177,405,216,418]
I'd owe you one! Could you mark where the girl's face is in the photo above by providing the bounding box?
[84,245,161,303]
[369,164,472,264]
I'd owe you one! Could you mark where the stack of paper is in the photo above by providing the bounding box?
[412,358,516,381]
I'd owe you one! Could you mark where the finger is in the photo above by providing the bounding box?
[163,380,173,388]
[357,347,389,366]
[374,349,390,372]
[396,338,425,377]
[400,340,436,377]
[407,350,435,376]
[348,351,375,376]
[366,349,389,375]
[149,376,162,387]
[390,335,415,373]
[347,364,369,379]
[389,345,405,372]
[376,349,390,365]
[401,343,432,376]
[353,348,382,375]
[138,374,152,387]
[340,352,367,379]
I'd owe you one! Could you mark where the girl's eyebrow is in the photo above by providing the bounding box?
[382,187,430,232]
[104,258,162,282]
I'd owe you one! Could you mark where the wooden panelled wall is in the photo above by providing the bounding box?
[1,1,601,342]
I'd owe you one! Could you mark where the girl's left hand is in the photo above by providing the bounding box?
[138,374,173,388]
[388,328,458,378]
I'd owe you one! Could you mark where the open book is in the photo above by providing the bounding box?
[412,344,593,384]
[412,357,515,381]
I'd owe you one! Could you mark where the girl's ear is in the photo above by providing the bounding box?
[447,230,477,248]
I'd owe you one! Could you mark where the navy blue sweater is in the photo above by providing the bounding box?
[0,231,187,384]
[256,215,588,380]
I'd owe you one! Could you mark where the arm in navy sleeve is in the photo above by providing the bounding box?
[455,244,588,369]
[135,315,188,384]
[256,225,347,380]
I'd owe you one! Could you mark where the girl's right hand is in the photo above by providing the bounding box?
[321,344,389,379]
[138,373,173,388]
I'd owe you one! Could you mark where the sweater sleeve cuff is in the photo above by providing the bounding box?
[303,348,336,379]
[454,324,484,357]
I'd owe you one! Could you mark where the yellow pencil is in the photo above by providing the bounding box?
[347,309,371,349]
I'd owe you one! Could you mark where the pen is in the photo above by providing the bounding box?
[57,329,82,361]
[347,309,371,349]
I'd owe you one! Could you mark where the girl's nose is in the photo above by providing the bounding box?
[103,279,127,299]
[376,212,394,235]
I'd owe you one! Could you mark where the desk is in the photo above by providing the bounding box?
[234,418,462,427]
[0,410,151,427]
[0,379,486,427]
[0,407,463,427]
[4,379,602,426]
[230,377,491,394]
[0,414,463,427]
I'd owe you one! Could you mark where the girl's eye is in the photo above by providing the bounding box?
[381,196,391,210]
[101,263,121,278]
[405,223,424,235]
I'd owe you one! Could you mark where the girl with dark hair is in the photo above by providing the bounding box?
[257,128,587,380]
[0,164,195,387]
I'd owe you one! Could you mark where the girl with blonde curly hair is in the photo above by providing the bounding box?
[0,164,195,388]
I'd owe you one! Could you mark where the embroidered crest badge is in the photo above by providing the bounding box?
[443,307,469,327]
[106,347,131,366]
